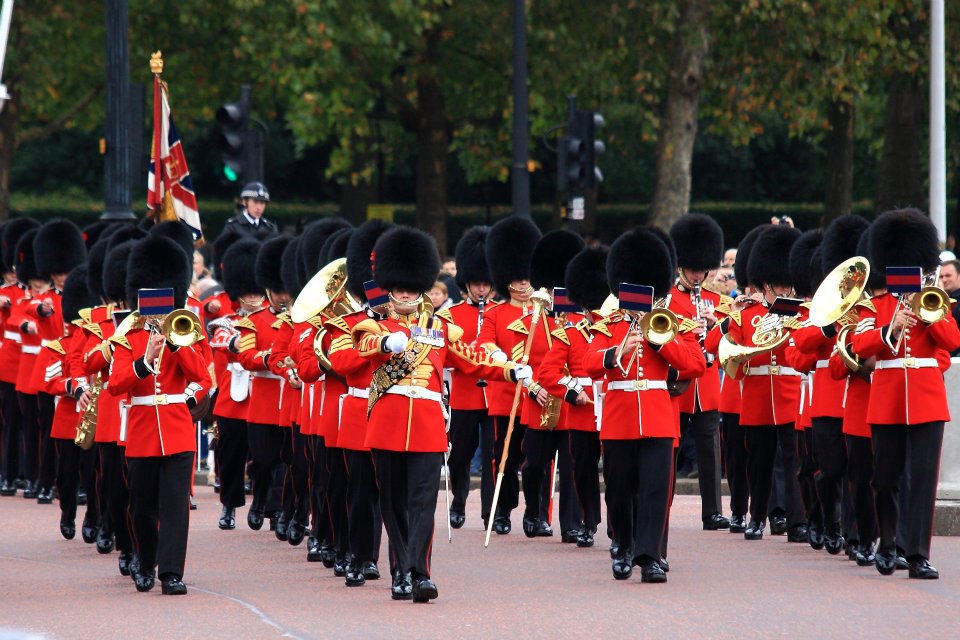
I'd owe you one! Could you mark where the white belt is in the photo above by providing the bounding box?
[130,394,187,406]
[252,371,284,381]
[607,379,668,392]
[875,357,938,370]
[815,359,830,369]
[21,345,41,355]
[347,387,369,399]
[572,377,593,386]
[384,386,443,402]
[4,330,20,342]
[745,365,801,377]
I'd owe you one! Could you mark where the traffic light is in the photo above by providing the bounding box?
[216,86,250,183]
[557,106,605,192]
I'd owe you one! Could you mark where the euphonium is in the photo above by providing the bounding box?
[162,308,203,347]
[74,374,102,450]
[835,324,861,372]
[808,256,870,328]
[291,258,361,323]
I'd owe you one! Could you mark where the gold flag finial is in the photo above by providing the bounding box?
[150,51,164,75]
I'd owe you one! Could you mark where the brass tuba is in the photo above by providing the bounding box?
[835,324,861,372]
[291,258,361,324]
[808,256,870,328]
[162,308,203,347]
[74,374,102,450]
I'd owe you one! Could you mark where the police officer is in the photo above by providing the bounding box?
[223,182,278,236]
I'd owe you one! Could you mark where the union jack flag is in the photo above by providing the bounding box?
[147,74,202,243]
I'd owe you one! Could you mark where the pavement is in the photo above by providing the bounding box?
[2,488,960,639]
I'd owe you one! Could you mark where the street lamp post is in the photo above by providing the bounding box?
[102,0,135,220]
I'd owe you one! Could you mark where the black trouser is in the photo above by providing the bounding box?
[36,393,57,490]
[447,408,487,515]
[345,449,382,564]
[217,417,248,509]
[568,430,601,531]
[479,416,496,521]
[99,442,132,553]
[721,412,748,517]
[812,416,845,532]
[520,428,580,532]
[326,446,350,556]
[679,410,722,519]
[488,416,525,520]
[372,449,442,580]
[0,381,22,482]
[744,424,804,528]
[282,422,310,524]
[845,434,876,545]
[796,428,823,529]
[246,422,283,514]
[603,438,673,563]
[55,440,98,525]
[18,392,39,485]
[309,435,331,543]
[127,451,193,579]
[871,422,943,561]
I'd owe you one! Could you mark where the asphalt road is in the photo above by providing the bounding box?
[2,489,959,639]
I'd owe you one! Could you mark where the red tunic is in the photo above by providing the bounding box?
[15,289,62,394]
[266,312,300,428]
[0,282,28,383]
[300,319,347,445]
[40,328,84,440]
[436,300,499,411]
[792,316,847,419]
[477,300,531,416]
[828,345,872,439]
[210,313,250,422]
[667,284,728,413]
[80,305,124,444]
[234,307,286,426]
[327,312,377,451]
[539,318,597,432]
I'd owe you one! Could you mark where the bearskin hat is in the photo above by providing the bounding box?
[300,218,352,281]
[869,208,940,275]
[106,224,147,251]
[103,241,135,304]
[35,219,87,278]
[565,245,610,311]
[149,220,196,267]
[319,227,352,269]
[15,229,41,284]
[607,227,675,299]
[86,240,110,300]
[126,235,191,310]
[2,218,40,273]
[788,229,823,298]
[281,236,303,299]
[486,216,542,295]
[809,245,827,294]
[81,221,116,249]
[346,220,393,300]
[61,265,99,324]
[734,225,770,290]
[821,214,870,273]
[256,235,291,294]
[223,239,263,300]
[530,230,586,291]
[670,213,724,272]
[373,227,440,294]
[856,225,885,291]
[647,226,678,273]
[454,226,492,290]
[748,225,802,289]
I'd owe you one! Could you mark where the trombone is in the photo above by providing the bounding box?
[892,266,950,353]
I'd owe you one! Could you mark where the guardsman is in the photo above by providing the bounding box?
[353,226,529,602]
[667,213,730,531]
[476,216,542,534]
[583,228,705,583]
[435,226,498,531]
[851,209,960,579]
[108,234,210,595]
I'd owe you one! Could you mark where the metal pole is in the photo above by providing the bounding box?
[930,0,946,243]
[0,0,15,106]
[510,0,531,217]
[102,0,135,220]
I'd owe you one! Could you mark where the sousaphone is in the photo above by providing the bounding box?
[291,257,361,323]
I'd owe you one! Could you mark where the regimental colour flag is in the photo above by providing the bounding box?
[617,283,654,313]
[147,73,202,243]
[885,267,923,294]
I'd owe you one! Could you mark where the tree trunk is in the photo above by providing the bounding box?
[0,87,18,222]
[648,0,710,231]
[823,100,854,225]
[875,73,924,214]
[339,140,377,226]
[415,73,449,255]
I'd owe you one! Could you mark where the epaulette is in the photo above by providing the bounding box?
[84,322,103,339]
[277,311,293,328]
[78,308,93,324]
[783,316,804,330]
[435,308,454,323]
[507,318,529,335]
[800,301,811,310]
[324,316,352,334]
[109,335,132,350]
[550,326,570,345]
[44,339,66,356]
[589,317,613,337]
[307,316,325,329]
[236,333,257,353]
[575,318,592,341]
[677,317,699,334]
[234,317,257,332]
[70,319,85,328]
[726,310,742,326]
[446,323,464,343]
[714,295,733,317]
[351,318,385,340]
[856,298,877,312]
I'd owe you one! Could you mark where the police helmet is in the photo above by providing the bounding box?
[240,182,270,202]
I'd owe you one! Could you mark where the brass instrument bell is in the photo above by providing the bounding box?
[291,258,361,323]
[162,308,203,347]
[808,256,870,328]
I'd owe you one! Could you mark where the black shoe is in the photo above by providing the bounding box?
[521,515,538,538]
[612,557,632,580]
[361,561,380,580]
[391,570,413,600]
[219,506,236,530]
[702,513,730,530]
[744,520,764,540]
[412,578,439,603]
[189,495,197,511]
[333,554,348,577]
[493,515,511,535]
[659,557,670,573]
[807,525,825,550]
[213,478,221,494]
[855,543,876,567]
[36,487,54,504]
[22,481,38,499]
[161,574,187,595]
[247,509,264,531]
[118,552,134,576]
[306,537,322,562]
[81,520,98,544]
[576,530,595,548]
[286,520,305,546]
[875,549,896,575]
[609,542,620,559]
[908,558,939,580]
[769,515,787,535]
[728,515,747,533]
[320,543,336,568]
[344,561,366,587]
[787,525,809,543]
[134,570,156,593]
[561,528,581,543]
[60,518,76,540]
[535,520,553,537]
[639,559,667,584]
[823,529,844,555]
[895,554,909,571]
[96,528,115,554]
[0,480,14,496]
[449,511,465,529]
[275,513,289,541]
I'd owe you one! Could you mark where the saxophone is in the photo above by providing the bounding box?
[74,373,102,450]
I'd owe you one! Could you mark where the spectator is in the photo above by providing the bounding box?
[428,280,452,310]
[712,266,737,296]
[441,257,457,278]
[940,260,960,356]
[722,248,737,268]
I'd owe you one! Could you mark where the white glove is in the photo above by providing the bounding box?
[385,331,407,354]
[490,350,508,363]
[513,364,533,386]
